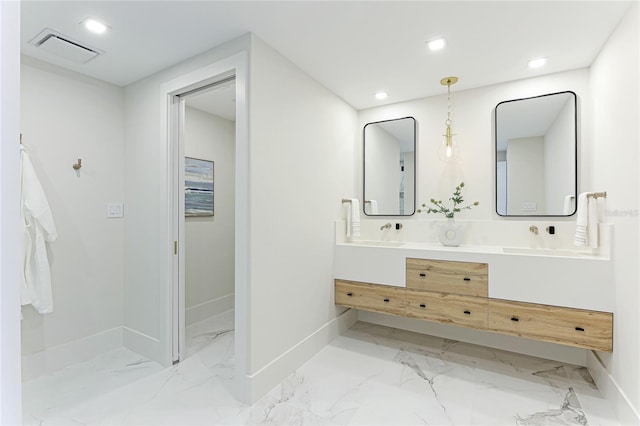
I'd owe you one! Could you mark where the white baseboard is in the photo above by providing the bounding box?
[358,311,588,366]
[122,326,163,365]
[21,327,123,382]
[587,351,640,425]
[236,308,358,404]
[186,294,234,325]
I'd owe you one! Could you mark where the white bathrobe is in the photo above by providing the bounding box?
[20,147,57,314]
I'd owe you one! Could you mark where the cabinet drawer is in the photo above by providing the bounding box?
[406,258,488,297]
[488,299,613,352]
[406,289,488,329]
[335,280,406,316]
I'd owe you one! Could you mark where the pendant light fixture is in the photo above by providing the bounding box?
[438,76,459,161]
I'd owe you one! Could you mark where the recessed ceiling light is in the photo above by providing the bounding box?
[427,37,447,51]
[527,57,547,69]
[82,18,109,34]
[375,92,388,100]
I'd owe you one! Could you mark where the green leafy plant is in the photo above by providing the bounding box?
[417,182,479,218]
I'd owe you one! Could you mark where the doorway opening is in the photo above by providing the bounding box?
[180,78,236,361]
[164,53,250,402]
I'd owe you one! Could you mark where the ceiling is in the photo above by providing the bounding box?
[373,118,415,153]
[184,80,236,121]
[21,1,632,112]
[496,92,574,151]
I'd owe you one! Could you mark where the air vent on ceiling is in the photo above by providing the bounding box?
[29,28,103,64]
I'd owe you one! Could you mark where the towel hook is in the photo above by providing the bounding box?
[72,158,82,171]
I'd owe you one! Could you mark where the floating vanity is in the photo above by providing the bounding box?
[344,89,613,353]
[333,229,614,352]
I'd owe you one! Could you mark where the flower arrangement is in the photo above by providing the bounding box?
[417,182,479,218]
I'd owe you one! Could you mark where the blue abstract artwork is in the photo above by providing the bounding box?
[185,157,214,216]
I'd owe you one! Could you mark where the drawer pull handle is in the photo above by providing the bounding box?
[463,277,471,282]
[575,327,585,332]
[383,298,390,303]
[419,304,426,308]
[463,310,471,315]
[511,317,519,322]
[419,273,426,277]
[346,292,353,297]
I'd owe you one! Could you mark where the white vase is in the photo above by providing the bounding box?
[438,218,463,247]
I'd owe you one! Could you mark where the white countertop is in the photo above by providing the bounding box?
[333,240,614,312]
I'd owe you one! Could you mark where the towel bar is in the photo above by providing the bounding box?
[587,192,607,199]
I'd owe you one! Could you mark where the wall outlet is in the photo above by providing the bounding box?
[107,203,124,218]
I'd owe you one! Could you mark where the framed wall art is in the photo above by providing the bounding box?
[185,157,214,217]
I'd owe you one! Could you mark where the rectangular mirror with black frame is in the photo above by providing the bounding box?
[495,91,577,217]
[363,116,416,216]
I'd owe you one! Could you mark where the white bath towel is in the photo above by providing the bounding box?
[588,196,599,249]
[574,192,588,246]
[368,200,378,214]
[20,146,58,314]
[346,199,360,237]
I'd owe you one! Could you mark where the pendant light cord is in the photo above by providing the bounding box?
[446,81,452,127]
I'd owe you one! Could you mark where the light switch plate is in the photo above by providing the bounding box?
[107,203,124,218]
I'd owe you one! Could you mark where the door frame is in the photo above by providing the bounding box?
[160,51,250,400]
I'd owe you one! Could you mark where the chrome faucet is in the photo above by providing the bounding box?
[380,223,392,230]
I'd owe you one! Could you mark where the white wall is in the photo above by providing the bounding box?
[123,33,357,402]
[0,0,22,422]
[590,3,640,423]
[364,125,400,214]
[507,136,545,215]
[402,151,415,215]
[358,68,590,220]
[496,161,507,214]
[20,58,125,378]
[247,35,357,389]
[184,106,235,324]
[545,99,575,213]
[122,35,250,366]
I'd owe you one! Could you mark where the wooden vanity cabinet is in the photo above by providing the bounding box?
[405,258,488,329]
[335,280,406,316]
[406,258,488,297]
[488,299,613,352]
[334,257,613,352]
[405,289,488,329]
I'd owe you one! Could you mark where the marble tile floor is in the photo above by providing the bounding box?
[22,311,620,425]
